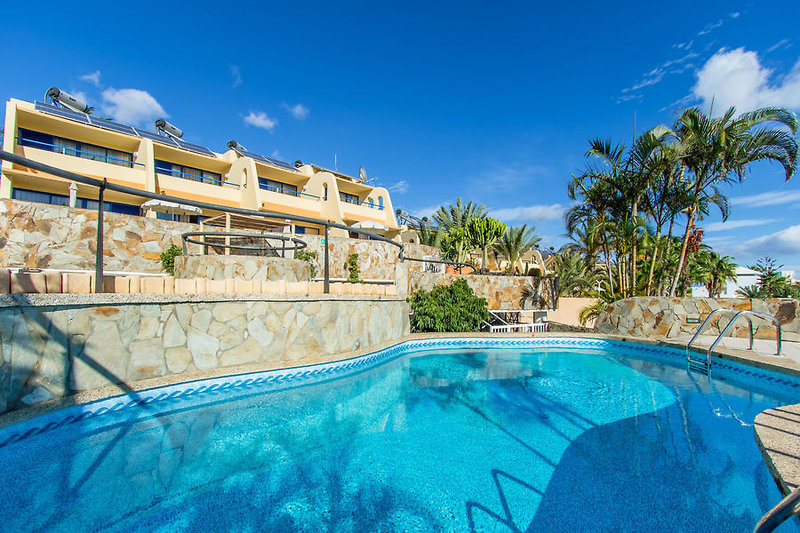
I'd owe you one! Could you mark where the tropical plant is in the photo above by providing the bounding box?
[651,106,798,296]
[693,250,737,297]
[736,284,761,299]
[466,217,506,271]
[160,244,182,275]
[433,198,487,231]
[579,291,620,326]
[296,249,319,279]
[519,276,556,309]
[493,225,541,273]
[550,250,604,297]
[345,253,361,283]
[407,278,489,332]
[748,257,800,298]
[416,220,444,248]
[440,227,471,264]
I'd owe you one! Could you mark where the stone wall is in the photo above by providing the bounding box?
[0,199,202,272]
[0,199,436,279]
[173,255,309,281]
[0,294,410,415]
[408,272,533,310]
[595,297,800,342]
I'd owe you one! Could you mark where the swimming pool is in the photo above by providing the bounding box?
[1,337,798,532]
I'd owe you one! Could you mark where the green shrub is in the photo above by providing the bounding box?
[345,253,361,283]
[296,249,319,279]
[160,244,183,275]
[408,278,489,332]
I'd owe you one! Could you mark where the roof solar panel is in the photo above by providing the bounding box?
[34,101,90,124]
[174,138,216,157]
[135,129,178,147]
[232,147,297,172]
[35,100,220,159]
[88,116,137,135]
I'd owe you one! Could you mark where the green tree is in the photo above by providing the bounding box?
[693,251,737,297]
[440,227,471,263]
[433,198,487,231]
[466,217,506,272]
[493,225,541,273]
[416,220,444,248]
[550,251,603,297]
[651,106,798,296]
[748,257,800,298]
[407,278,489,332]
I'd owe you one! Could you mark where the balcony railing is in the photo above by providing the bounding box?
[339,195,384,210]
[260,182,320,200]
[17,137,143,168]
[157,169,238,188]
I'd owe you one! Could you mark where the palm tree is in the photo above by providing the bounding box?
[550,251,604,297]
[493,225,541,273]
[651,106,798,296]
[416,220,444,248]
[433,198,487,231]
[696,251,737,297]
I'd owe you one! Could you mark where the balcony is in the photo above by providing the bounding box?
[15,143,146,187]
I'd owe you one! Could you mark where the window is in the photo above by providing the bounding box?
[258,177,298,197]
[295,226,320,235]
[155,159,223,186]
[323,184,328,201]
[378,196,384,210]
[18,128,133,168]
[12,187,139,215]
[340,191,359,205]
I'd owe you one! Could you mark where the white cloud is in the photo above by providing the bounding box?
[100,88,166,126]
[283,103,309,120]
[703,218,777,232]
[730,190,800,208]
[80,70,101,87]
[388,180,409,194]
[230,65,242,88]
[468,164,550,194]
[270,149,282,159]
[492,204,566,223]
[693,47,800,112]
[768,39,791,53]
[732,225,800,256]
[243,111,278,132]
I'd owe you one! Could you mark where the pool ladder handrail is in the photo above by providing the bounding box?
[686,309,782,376]
[754,486,800,533]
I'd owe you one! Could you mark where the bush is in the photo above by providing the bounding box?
[408,278,489,332]
[296,249,319,279]
[345,253,361,283]
[160,244,182,275]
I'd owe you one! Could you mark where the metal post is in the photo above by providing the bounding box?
[94,179,107,293]
[324,224,330,294]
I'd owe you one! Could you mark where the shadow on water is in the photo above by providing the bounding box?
[0,294,175,532]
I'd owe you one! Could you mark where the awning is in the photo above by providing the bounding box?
[140,199,202,215]
[350,220,389,231]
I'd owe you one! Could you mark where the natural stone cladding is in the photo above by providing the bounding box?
[408,272,533,309]
[0,199,438,279]
[173,255,309,281]
[0,294,410,415]
[595,297,800,342]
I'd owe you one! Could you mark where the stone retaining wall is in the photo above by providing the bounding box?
[0,199,437,279]
[408,272,533,309]
[595,297,800,342]
[0,294,410,415]
[173,255,309,281]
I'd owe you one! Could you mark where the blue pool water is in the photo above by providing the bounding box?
[1,338,799,532]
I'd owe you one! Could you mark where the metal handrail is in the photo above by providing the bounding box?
[181,231,308,256]
[686,309,782,373]
[754,486,800,533]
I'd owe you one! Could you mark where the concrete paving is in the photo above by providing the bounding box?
[673,334,800,366]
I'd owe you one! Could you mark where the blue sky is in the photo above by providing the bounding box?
[3,1,800,271]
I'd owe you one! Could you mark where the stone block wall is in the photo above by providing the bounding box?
[0,199,436,280]
[173,255,309,281]
[0,294,410,415]
[408,272,533,310]
[595,297,800,342]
